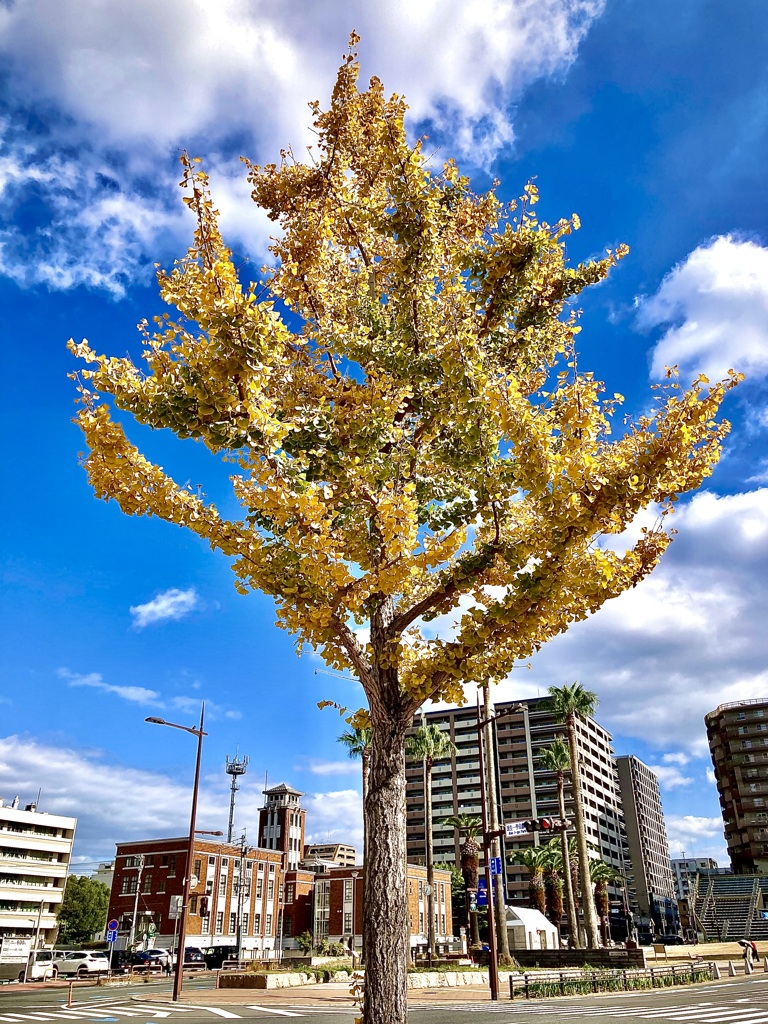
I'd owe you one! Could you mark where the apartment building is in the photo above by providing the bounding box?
[108,837,283,955]
[615,755,676,918]
[706,698,768,873]
[0,797,76,948]
[303,843,357,867]
[670,857,720,900]
[405,697,626,903]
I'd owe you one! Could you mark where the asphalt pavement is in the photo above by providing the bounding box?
[3,970,768,1023]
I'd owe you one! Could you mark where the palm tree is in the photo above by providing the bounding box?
[537,739,580,947]
[510,845,549,915]
[338,726,372,868]
[546,682,602,948]
[541,841,564,931]
[590,860,624,946]
[444,814,482,949]
[406,723,456,961]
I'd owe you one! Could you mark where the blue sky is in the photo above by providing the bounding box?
[1,0,768,873]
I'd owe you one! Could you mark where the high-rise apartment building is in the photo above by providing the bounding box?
[615,755,676,916]
[405,697,626,903]
[0,797,76,947]
[706,698,768,874]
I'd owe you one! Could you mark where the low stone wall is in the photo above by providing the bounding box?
[407,971,492,988]
[513,949,647,969]
[219,972,318,989]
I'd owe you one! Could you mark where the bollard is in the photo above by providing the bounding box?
[713,962,721,980]
[764,956,768,972]
[746,959,754,976]
[67,980,74,1008]
[729,961,737,977]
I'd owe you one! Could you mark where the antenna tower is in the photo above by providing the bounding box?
[225,753,249,843]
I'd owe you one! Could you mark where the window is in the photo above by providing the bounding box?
[194,859,202,877]
[285,883,294,904]
[744,740,753,749]
[168,854,176,876]
[229,912,237,934]
[158,880,166,894]
[344,879,353,901]
[190,895,198,914]
[142,874,152,893]
[219,877,227,897]
[267,880,274,901]
[284,913,292,936]
[256,878,263,899]
[120,876,137,895]
[161,855,168,867]
[269,863,276,874]
[343,912,352,932]
[145,855,154,866]
[209,856,216,865]
[266,914,273,935]
[242,912,249,935]
[254,913,261,934]
[215,912,224,934]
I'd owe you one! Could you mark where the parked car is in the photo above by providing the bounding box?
[108,950,134,975]
[171,947,206,969]
[18,950,56,982]
[659,934,685,945]
[143,948,173,966]
[201,945,239,970]
[128,951,166,973]
[51,951,110,978]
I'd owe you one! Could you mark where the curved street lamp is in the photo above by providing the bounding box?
[145,703,206,1001]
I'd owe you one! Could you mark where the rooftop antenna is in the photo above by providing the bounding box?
[225,752,249,843]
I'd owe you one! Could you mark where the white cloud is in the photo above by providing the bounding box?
[662,752,690,766]
[638,235,768,382]
[0,0,606,294]
[302,760,361,777]
[58,668,160,705]
[486,487,768,752]
[302,788,363,855]
[130,588,199,629]
[666,815,726,863]
[647,764,694,789]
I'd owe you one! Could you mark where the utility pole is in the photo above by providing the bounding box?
[482,684,512,964]
[235,834,247,962]
[128,855,145,949]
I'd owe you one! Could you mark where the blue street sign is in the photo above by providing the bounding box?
[476,877,488,907]
[107,919,119,931]
[106,929,117,944]
[490,856,502,875]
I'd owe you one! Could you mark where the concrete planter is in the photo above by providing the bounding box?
[219,972,316,989]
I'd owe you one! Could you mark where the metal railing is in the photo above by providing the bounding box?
[510,962,715,999]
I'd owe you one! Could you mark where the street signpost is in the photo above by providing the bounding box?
[504,820,528,838]
[490,856,502,875]
[476,877,488,907]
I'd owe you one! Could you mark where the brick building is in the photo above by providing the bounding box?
[108,836,283,956]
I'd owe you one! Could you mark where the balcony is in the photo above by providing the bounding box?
[0,832,72,855]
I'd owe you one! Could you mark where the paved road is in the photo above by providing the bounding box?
[3,975,768,1023]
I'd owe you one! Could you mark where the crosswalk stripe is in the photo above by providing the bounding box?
[245,1009,304,1018]
[161,1006,240,1019]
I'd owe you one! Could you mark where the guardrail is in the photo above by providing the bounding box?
[510,961,715,999]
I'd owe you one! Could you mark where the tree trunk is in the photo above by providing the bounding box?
[424,757,436,962]
[362,749,369,964]
[483,684,512,963]
[558,774,580,948]
[566,715,601,948]
[461,846,482,948]
[364,694,409,1024]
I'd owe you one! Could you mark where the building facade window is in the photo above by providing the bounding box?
[215,912,224,934]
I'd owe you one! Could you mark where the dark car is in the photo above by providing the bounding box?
[129,951,166,972]
[201,946,239,970]
[175,947,206,969]
[660,934,685,945]
[108,950,135,974]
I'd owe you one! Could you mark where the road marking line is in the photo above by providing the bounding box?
[162,1007,240,1019]
[245,1008,304,1018]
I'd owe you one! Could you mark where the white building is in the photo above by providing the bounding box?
[0,797,76,947]
[670,857,721,900]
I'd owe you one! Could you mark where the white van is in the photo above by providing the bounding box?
[19,950,56,982]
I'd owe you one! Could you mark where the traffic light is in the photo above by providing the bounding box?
[522,817,571,832]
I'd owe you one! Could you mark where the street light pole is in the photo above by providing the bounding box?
[145,702,206,1002]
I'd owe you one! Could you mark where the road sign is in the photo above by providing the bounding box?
[505,820,528,837]
[476,877,488,907]
[107,919,118,931]
[169,894,183,920]
[106,929,117,944]
[0,937,31,963]
[490,856,502,875]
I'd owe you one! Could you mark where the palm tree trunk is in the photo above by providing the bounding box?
[558,775,580,948]
[565,714,601,948]
[483,683,512,963]
[424,756,436,962]
[362,749,369,965]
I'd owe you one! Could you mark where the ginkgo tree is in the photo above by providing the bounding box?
[69,41,738,1024]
